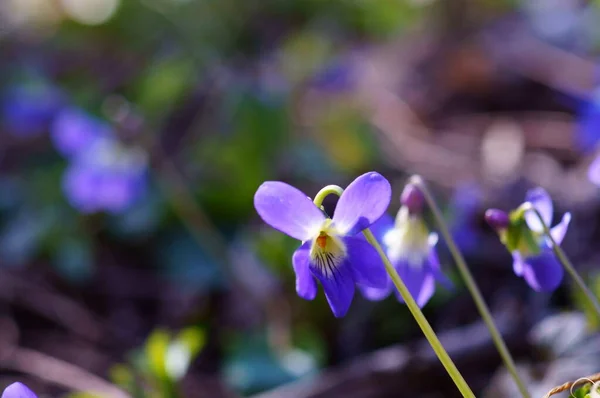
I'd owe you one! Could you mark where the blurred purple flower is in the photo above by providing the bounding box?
[449,183,483,254]
[254,172,390,317]
[1,382,37,398]
[576,94,600,152]
[588,154,600,186]
[63,136,148,214]
[51,108,148,214]
[311,61,354,92]
[358,205,452,307]
[1,83,64,137]
[486,187,571,292]
[50,107,111,157]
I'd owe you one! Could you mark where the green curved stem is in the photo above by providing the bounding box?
[313,185,475,398]
[313,185,344,208]
[522,203,600,318]
[410,175,530,398]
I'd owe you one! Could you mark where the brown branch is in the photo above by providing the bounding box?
[2,347,130,398]
[543,372,600,398]
[252,312,530,398]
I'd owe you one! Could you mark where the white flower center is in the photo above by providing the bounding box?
[384,207,431,268]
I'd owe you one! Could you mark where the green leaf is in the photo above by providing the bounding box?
[145,329,171,379]
[135,56,195,118]
[572,383,591,398]
[164,326,206,380]
[51,236,94,283]
[109,363,135,390]
[174,326,206,358]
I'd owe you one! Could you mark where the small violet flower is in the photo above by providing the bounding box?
[50,107,111,157]
[51,108,148,214]
[254,172,390,317]
[2,382,37,398]
[576,89,600,153]
[1,83,64,137]
[449,183,483,255]
[588,154,600,187]
[359,184,452,307]
[485,187,571,292]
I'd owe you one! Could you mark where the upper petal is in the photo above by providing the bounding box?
[344,236,387,288]
[524,187,553,233]
[254,181,325,241]
[2,383,38,398]
[293,242,317,300]
[393,261,436,308]
[310,260,355,317]
[549,212,571,246]
[521,250,564,292]
[332,172,391,235]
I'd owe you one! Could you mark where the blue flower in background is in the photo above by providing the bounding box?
[588,154,600,186]
[576,91,600,152]
[449,183,482,255]
[51,107,111,157]
[359,185,452,307]
[52,108,148,214]
[311,61,354,92]
[486,188,571,292]
[1,83,64,137]
[2,382,37,398]
[254,172,390,317]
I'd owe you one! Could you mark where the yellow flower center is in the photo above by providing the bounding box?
[385,207,431,268]
[309,219,347,278]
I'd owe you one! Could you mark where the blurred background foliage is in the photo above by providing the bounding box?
[3,0,600,397]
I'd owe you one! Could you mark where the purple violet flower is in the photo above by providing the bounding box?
[62,135,148,214]
[1,83,64,137]
[576,89,600,153]
[254,172,391,317]
[50,107,111,157]
[51,108,148,214]
[486,187,571,292]
[358,191,452,307]
[588,155,600,186]
[2,382,37,398]
[449,183,483,254]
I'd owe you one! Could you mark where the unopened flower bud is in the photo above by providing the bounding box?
[484,209,509,230]
[400,184,424,214]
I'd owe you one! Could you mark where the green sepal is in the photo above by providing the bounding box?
[504,208,541,256]
[504,211,523,252]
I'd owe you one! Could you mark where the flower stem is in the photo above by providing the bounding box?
[313,185,476,398]
[410,175,530,398]
[313,185,344,209]
[523,203,600,319]
[363,229,475,398]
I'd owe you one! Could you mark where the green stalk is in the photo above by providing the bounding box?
[410,175,530,398]
[522,203,600,319]
[313,185,475,398]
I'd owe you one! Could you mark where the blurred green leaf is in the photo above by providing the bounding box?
[572,273,600,330]
[224,334,296,394]
[51,235,94,283]
[165,326,206,380]
[135,56,195,118]
[572,383,591,398]
[145,329,171,379]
